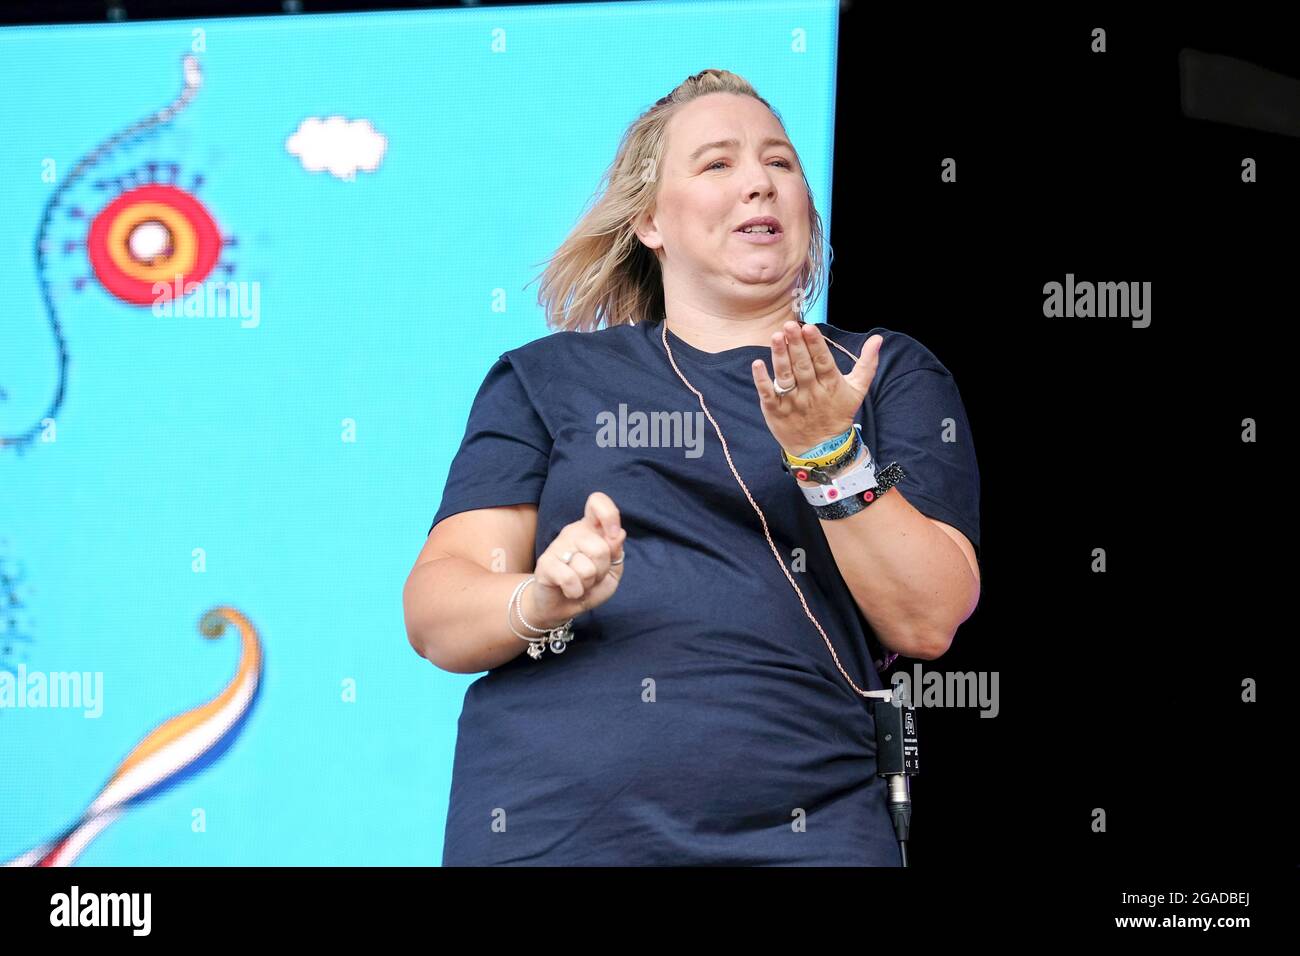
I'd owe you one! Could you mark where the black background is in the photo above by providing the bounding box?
[830,5,1287,871]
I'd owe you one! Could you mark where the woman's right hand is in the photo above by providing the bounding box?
[525,492,627,628]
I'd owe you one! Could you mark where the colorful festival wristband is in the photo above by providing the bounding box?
[780,424,869,484]
[791,425,854,462]
[812,462,905,520]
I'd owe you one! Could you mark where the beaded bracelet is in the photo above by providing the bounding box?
[506,577,575,659]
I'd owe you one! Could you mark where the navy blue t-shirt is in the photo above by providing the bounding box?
[428,318,980,866]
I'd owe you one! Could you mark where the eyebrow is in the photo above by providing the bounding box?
[688,137,796,163]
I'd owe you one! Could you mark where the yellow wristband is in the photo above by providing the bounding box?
[783,425,858,468]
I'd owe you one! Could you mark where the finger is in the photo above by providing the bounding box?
[607,525,627,564]
[800,321,839,386]
[589,558,623,598]
[782,320,820,388]
[566,550,599,589]
[751,358,778,403]
[572,529,612,581]
[584,491,622,539]
[769,327,797,394]
[541,559,585,600]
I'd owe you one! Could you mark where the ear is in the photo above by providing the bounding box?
[634,208,662,251]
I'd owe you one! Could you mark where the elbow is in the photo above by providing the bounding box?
[911,629,954,661]
[402,575,437,664]
[914,604,977,660]
[913,606,973,660]
[407,622,460,672]
[403,581,472,673]
[405,623,432,664]
[403,560,495,675]
[406,626,431,663]
[916,581,980,660]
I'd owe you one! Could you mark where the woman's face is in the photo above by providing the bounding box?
[637,92,810,310]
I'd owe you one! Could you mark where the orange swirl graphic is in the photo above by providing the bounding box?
[3,605,263,867]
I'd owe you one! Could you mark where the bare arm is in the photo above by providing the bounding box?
[406,494,626,674]
[798,459,980,659]
[403,504,557,674]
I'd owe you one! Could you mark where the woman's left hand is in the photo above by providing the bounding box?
[751,320,883,456]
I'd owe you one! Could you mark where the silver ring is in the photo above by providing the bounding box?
[559,551,573,563]
[773,379,798,396]
[610,554,624,566]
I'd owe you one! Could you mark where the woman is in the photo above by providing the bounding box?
[403,69,981,866]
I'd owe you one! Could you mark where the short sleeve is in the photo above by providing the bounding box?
[428,355,553,535]
[871,367,981,558]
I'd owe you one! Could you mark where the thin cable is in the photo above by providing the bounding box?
[660,319,888,701]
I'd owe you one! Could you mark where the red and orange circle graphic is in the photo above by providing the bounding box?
[87,184,222,305]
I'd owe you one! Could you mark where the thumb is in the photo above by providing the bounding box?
[848,334,882,393]
[602,515,626,545]
[608,525,627,563]
[584,492,622,539]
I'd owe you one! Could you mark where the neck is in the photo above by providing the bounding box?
[661,308,803,354]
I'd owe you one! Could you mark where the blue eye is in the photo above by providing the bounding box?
[706,158,793,171]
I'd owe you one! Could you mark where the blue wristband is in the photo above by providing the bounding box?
[794,425,855,460]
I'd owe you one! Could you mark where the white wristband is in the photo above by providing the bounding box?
[797,452,879,506]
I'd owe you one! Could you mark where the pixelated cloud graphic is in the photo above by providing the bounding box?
[285,116,388,180]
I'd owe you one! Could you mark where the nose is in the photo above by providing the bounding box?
[743,163,778,202]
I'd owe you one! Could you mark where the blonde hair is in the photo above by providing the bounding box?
[529,69,829,333]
